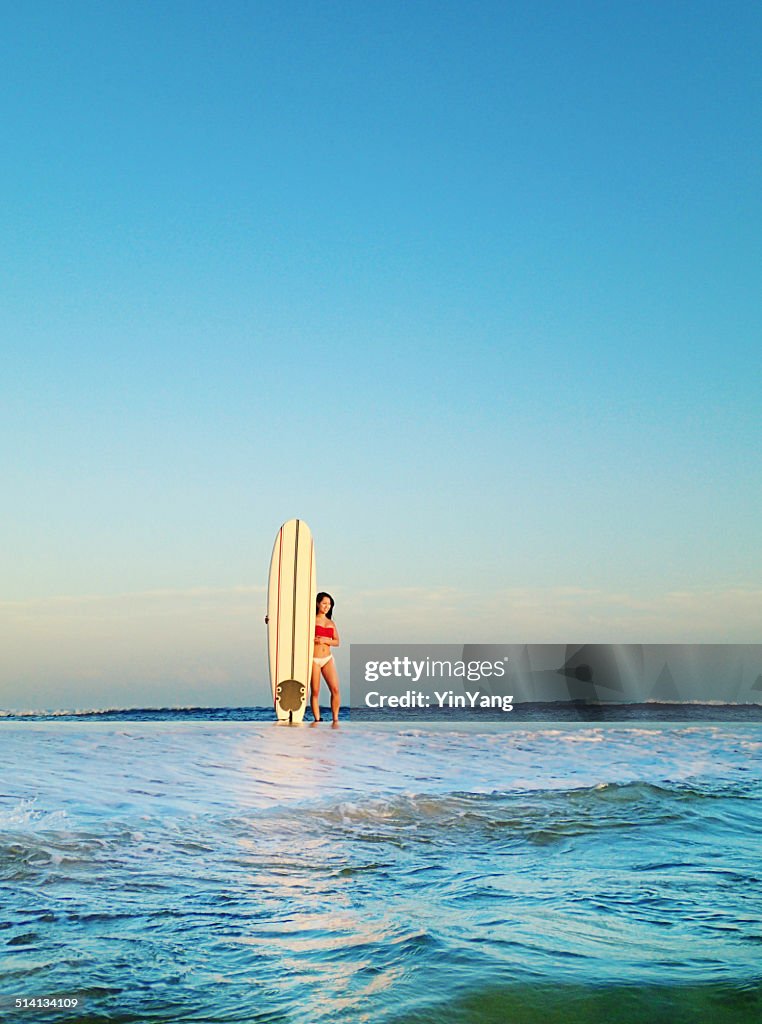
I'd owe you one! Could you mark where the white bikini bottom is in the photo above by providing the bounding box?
[313,654,333,668]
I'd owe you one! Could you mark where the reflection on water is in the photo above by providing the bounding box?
[0,721,761,1022]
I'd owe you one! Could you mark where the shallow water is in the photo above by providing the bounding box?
[1,720,761,1022]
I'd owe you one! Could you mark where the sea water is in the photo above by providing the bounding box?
[1,713,761,1023]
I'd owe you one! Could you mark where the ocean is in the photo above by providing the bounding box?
[1,709,761,1023]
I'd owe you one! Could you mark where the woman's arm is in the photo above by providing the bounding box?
[329,623,340,648]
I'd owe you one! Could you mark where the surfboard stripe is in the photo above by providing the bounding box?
[306,536,314,682]
[275,527,283,704]
[291,520,300,678]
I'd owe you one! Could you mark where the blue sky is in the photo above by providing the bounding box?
[2,1,760,708]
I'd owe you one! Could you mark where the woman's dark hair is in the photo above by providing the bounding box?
[316,592,334,618]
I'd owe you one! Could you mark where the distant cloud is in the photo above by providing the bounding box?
[342,583,762,644]
[0,585,268,710]
[2,581,759,711]
[0,584,264,618]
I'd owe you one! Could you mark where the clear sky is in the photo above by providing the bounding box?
[2,1,760,709]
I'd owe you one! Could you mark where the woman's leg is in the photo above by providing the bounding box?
[321,658,341,723]
[310,661,322,721]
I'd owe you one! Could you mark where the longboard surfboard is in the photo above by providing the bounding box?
[267,519,316,722]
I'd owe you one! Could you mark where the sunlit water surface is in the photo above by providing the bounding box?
[1,718,761,1022]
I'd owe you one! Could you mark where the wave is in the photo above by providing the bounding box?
[2,702,761,722]
[0,798,69,831]
[5,779,756,849]
[0,705,270,720]
[237,778,762,850]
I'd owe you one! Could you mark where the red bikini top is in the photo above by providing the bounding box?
[315,625,334,638]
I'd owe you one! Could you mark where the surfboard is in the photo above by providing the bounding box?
[267,519,316,723]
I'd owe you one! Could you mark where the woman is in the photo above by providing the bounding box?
[311,592,340,723]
